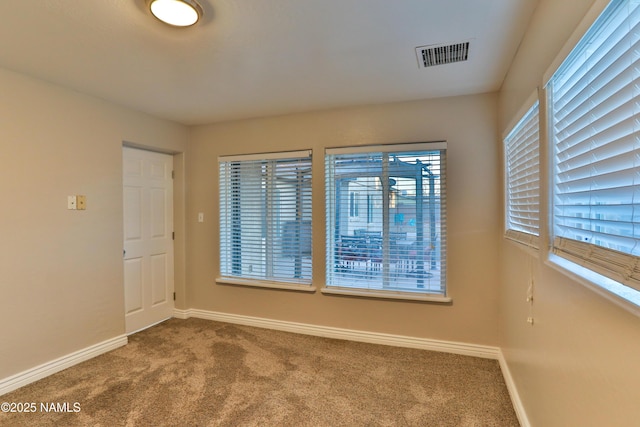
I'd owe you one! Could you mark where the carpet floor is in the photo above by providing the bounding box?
[0,318,519,426]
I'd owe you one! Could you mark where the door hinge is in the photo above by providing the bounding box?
[172,170,175,179]
[172,231,175,240]
[173,292,176,301]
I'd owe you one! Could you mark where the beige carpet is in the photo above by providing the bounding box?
[0,318,519,426]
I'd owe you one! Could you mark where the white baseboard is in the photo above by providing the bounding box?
[173,308,190,320]
[498,351,530,427]
[174,308,501,359]
[0,335,128,396]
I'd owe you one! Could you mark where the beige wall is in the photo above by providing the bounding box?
[187,93,502,345]
[6,1,639,422]
[0,67,187,379]
[498,0,640,426]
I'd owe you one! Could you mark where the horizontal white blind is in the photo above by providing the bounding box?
[219,153,312,285]
[325,145,446,295]
[504,101,540,248]
[549,0,640,291]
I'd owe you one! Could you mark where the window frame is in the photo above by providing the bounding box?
[544,0,640,308]
[216,150,315,292]
[503,97,541,250]
[323,142,450,303]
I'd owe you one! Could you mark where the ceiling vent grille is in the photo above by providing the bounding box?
[416,41,470,68]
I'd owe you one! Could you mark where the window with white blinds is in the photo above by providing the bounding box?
[547,0,640,296]
[219,151,312,286]
[325,143,447,295]
[504,101,540,248]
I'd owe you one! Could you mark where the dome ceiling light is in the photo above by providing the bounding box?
[147,0,203,27]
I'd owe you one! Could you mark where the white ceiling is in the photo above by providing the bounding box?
[0,0,538,125]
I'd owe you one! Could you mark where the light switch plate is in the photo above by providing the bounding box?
[77,195,86,210]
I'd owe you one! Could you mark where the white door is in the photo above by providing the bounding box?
[123,147,174,334]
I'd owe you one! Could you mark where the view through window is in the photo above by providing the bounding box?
[219,151,312,285]
[325,143,447,295]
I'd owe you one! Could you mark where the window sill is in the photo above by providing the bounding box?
[321,287,452,303]
[215,277,317,293]
[546,254,640,318]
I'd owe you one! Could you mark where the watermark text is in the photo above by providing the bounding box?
[1,402,81,413]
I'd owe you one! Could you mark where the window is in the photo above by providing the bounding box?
[504,101,540,248]
[325,143,447,296]
[547,0,640,301]
[349,191,359,217]
[219,151,312,286]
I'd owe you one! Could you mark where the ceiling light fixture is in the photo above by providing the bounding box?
[147,0,203,27]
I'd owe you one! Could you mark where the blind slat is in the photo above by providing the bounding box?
[553,237,640,290]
